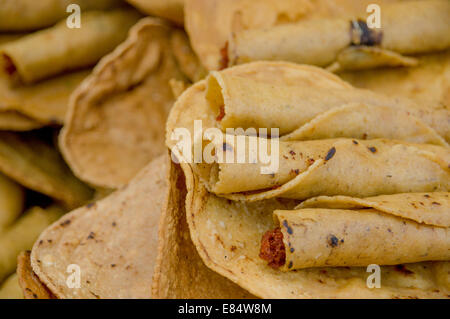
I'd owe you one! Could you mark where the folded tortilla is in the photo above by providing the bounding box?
[166,61,450,298]
[60,18,201,188]
[0,0,123,31]
[197,136,449,201]
[206,65,450,142]
[126,0,184,25]
[30,154,253,298]
[229,0,450,70]
[260,193,449,270]
[1,9,141,84]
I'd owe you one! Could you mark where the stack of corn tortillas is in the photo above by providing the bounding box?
[0,0,447,299]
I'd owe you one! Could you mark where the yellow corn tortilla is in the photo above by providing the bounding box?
[17,251,55,299]
[126,0,184,25]
[206,69,449,141]
[1,9,142,84]
[0,273,23,299]
[0,0,124,31]
[31,154,253,298]
[0,172,24,230]
[0,132,93,208]
[185,0,408,70]
[195,136,449,201]
[339,49,450,109]
[229,1,450,70]
[272,193,450,270]
[166,61,450,298]
[60,18,197,188]
[0,205,64,283]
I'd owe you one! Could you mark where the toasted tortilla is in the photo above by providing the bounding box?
[194,136,450,201]
[126,0,184,25]
[228,1,450,71]
[31,154,253,298]
[185,0,408,70]
[166,61,450,298]
[1,9,141,84]
[60,18,199,188]
[0,132,93,208]
[0,0,123,31]
[0,69,89,125]
[17,251,55,299]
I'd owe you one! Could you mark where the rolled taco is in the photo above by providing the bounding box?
[206,67,450,142]
[228,0,450,71]
[1,9,141,84]
[0,0,123,31]
[185,0,405,70]
[260,193,450,270]
[195,135,449,201]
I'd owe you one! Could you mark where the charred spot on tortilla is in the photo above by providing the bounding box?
[2,53,16,75]
[350,19,382,46]
[327,234,340,248]
[325,147,336,161]
[282,220,293,235]
[259,227,286,269]
[216,105,226,121]
[368,146,377,153]
[219,41,229,70]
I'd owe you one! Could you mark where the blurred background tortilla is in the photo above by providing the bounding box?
[0,0,124,32]
[60,18,202,189]
[126,0,184,25]
[339,50,450,109]
[0,132,93,208]
[185,0,409,70]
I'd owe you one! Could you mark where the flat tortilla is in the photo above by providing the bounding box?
[31,154,253,298]
[166,61,450,298]
[60,17,198,188]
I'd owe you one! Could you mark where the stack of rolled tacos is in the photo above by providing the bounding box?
[166,61,450,298]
